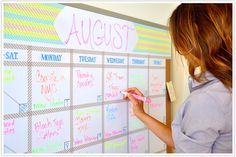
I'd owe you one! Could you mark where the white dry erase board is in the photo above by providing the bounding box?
[3,3,172,153]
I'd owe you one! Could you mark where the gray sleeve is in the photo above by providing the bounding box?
[172,92,225,153]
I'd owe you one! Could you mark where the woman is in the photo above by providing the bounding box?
[124,4,232,153]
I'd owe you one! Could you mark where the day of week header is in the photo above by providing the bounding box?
[149,58,165,66]
[132,59,145,65]
[79,56,96,63]
[4,52,18,60]
[153,60,162,65]
[106,57,125,64]
[41,54,62,61]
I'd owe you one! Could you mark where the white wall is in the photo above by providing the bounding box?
[85,3,177,26]
[85,3,189,120]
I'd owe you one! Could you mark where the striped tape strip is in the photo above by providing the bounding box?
[5,5,55,21]
[134,23,171,55]
[4,3,64,45]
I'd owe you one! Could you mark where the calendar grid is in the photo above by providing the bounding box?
[3,43,167,154]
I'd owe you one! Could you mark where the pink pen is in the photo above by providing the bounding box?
[121,91,151,103]
[121,91,161,108]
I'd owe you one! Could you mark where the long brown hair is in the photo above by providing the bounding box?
[169,4,232,89]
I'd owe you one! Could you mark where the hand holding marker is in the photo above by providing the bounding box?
[121,91,160,107]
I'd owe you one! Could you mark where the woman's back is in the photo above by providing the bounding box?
[172,72,232,153]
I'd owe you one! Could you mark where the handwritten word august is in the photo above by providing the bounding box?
[65,14,134,51]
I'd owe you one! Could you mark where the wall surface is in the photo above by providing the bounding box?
[85,2,189,121]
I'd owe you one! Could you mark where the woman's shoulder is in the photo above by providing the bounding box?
[190,79,232,114]
[187,71,232,114]
[173,72,232,128]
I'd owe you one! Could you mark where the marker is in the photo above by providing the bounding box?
[121,91,161,108]
[120,91,151,103]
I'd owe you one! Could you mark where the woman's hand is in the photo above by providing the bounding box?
[123,87,146,118]
[123,87,174,148]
